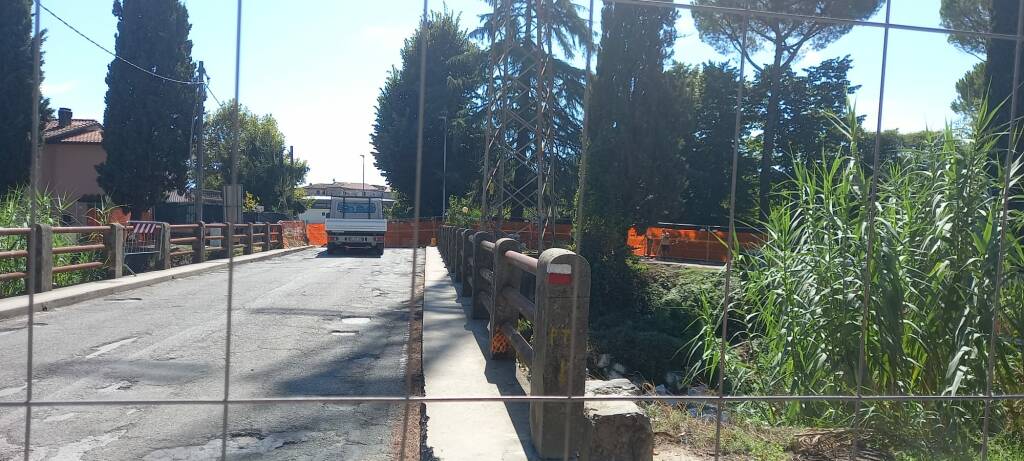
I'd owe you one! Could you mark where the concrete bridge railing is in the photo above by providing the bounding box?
[438,225,590,458]
[0,222,285,295]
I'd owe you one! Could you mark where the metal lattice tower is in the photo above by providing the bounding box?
[480,0,554,250]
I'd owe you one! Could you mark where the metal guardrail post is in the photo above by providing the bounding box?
[471,231,493,319]
[245,224,255,255]
[530,248,591,458]
[157,222,172,270]
[193,222,207,263]
[30,224,53,293]
[105,223,124,278]
[489,238,520,359]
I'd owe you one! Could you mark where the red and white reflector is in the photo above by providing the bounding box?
[547,263,573,285]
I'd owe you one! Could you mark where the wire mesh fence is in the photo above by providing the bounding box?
[8,0,1024,459]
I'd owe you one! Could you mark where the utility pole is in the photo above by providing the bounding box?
[441,114,448,218]
[195,60,206,223]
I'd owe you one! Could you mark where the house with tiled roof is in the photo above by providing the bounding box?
[40,107,106,201]
[302,181,394,200]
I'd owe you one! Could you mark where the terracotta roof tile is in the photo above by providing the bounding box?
[44,119,103,144]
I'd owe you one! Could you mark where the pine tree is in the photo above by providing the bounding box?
[692,0,883,218]
[987,0,1020,148]
[0,0,52,194]
[96,0,199,216]
[576,0,682,314]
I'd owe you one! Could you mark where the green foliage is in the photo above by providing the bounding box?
[940,0,990,57]
[953,62,988,122]
[242,191,259,212]
[753,57,861,173]
[444,193,480,228]
[689,107,1024,451]
[372,11,484,217]
[577,0,682,316]
[669,61,756,225]
[97,0,199,216]
[0,0,52,193]
[691,0,883,217]
[202,101,308,213]
[0,188,104,297]
[986,0,1020,143]
[473,1,589,219]
[590,266,724,384]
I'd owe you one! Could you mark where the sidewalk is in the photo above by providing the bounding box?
[422,246,540,460]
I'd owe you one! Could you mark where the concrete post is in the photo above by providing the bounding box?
[193,222,207,263]
[470,231,493,319]
[451,228,460,282]
[30,224,53,293]
[105,223,124,279]
[459,229,474,290]
[157,222,172,270]
[530,248,591,458]
[489,238,520,359]
[263,223,272,251]
[244,224,255,255]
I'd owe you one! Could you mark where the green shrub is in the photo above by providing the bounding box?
[1,187,105,297]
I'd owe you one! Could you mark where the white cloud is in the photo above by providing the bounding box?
[40,80,78,97]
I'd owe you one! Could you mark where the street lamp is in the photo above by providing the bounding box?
[440,114,448,218]
[359,154,366,196]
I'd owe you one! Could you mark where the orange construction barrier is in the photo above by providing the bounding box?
[306,223,328,247]
[628,225,764,263]
[278,221,308,248]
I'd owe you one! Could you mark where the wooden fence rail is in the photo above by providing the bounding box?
[0,221,289,296]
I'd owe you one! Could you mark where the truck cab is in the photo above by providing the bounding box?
[325,196,387,255]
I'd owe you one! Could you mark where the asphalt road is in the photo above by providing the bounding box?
[0,248,420,460]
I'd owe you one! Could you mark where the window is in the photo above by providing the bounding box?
[338,202,376,214]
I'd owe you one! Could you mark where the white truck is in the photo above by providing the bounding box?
[325,196,387,255]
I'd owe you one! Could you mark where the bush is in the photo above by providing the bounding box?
[589,265,724,384]
[1,187,105,297]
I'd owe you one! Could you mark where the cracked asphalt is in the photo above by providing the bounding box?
[0,248,421,460]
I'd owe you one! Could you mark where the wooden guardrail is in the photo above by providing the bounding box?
[438,225,590,458]
[0,221,286,296]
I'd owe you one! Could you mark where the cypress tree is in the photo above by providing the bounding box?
[97,0,199,216]
[371,11,484,217]
[576,0,682,314]
[987,0,1020,147]
[0,0,51,194]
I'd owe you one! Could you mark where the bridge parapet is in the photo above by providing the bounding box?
[0,221,289,296]
[439,225,590,458]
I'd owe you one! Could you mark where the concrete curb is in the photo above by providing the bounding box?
[0,245,316,320]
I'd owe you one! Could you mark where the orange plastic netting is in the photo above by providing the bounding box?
[306,223,328,247]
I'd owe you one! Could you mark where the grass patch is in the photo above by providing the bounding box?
[646,403,795,461]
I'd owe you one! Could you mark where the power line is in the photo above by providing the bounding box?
[205,84,224,106]
[39,1,201,86]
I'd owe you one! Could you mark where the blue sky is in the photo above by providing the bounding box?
[36,1,979,185]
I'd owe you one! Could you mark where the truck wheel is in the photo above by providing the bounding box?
[376,246,385,256]
[326,245,335,255]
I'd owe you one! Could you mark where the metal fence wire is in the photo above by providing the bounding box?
[124,221,163,256]
[12,0,1024,460]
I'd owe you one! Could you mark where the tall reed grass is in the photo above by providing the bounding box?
[686,108,1024,453]
[0,187,104,297]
